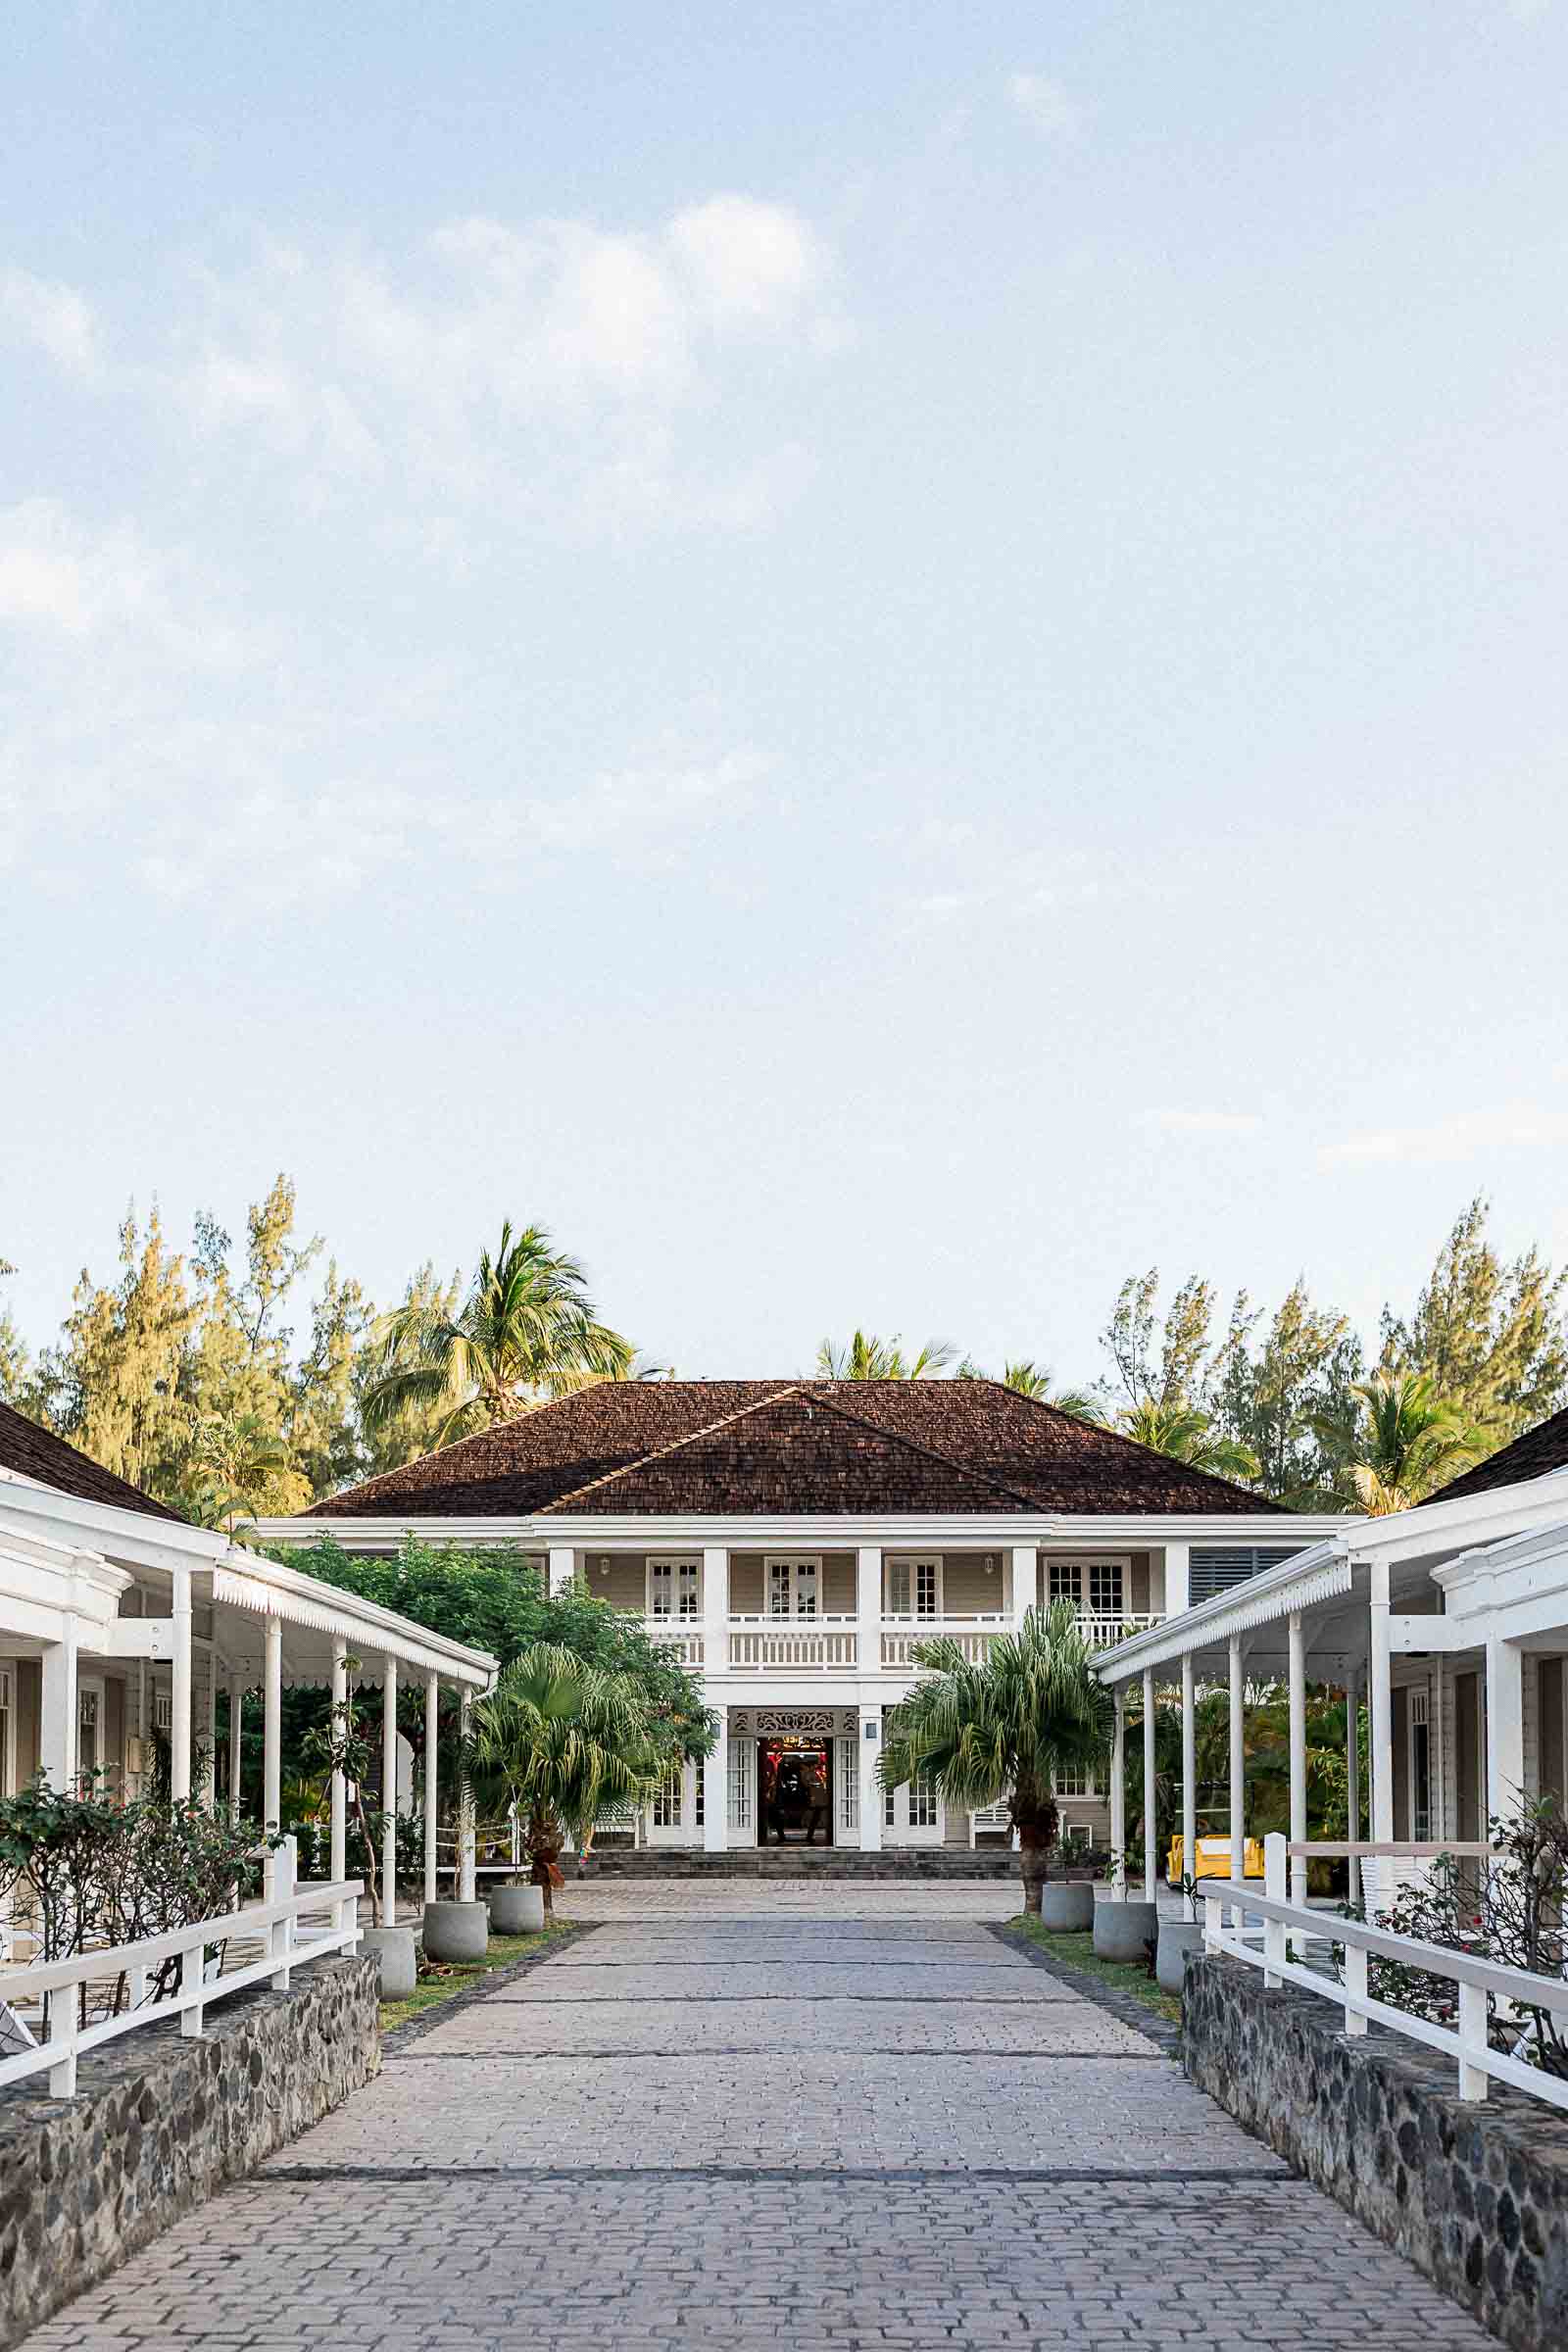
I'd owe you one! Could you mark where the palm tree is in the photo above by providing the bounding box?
[958,1358,1105,1421]
[363,1223,634,1446]
[464,1644,663,1914]
[1118,1398,1259,1485]
[1327,1369,1492,1513]
[879,1600,1115,1916]
[183,1410,294,1534]
[816,1331,956,1379]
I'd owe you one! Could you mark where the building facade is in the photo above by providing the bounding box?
[265,1379,1350,1853]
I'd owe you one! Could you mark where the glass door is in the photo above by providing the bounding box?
[765,1557,819,1617]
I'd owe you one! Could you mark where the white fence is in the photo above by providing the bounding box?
[0,1838,362,2100]
[880,1619,1007,1668]
[727,1616,859,1670]
[1202,1830,1568,2117]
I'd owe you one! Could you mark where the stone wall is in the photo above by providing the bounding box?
[1184,1951,1568,2352]
[0,1952,379,2348]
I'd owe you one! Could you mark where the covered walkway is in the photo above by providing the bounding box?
[19,1883,1488,2352]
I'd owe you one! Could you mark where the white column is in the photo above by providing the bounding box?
[228,1672,244,1825]
[1228,1635,1246,1892]
[1288,1611,1307,1910]
[39,1624,79,1788]
[171,1562,193,1801]
[1109,1688,1126,1892]
[1346,1667,1361,1908]
[1181,1651,1197,1921]
[423,1669,439,1905]
[381,1656,399,1927]
[1368,1562,1394,1843]
[263,1615,282,1835]
[548,1545,576,1597]
[1009,1545,1037,1629]
[1486,1634,1525,1824]
[857,1546,883,1669]
[703,1707,728,1851]
[204,1647,219,1808]
[1162,1542,1190,1619]
[330,1641,348,1882]
[458,1685,476,1901]
[858,1703,883,1851]
[1142,1667,1157,1904]
[703,1546,729,1674]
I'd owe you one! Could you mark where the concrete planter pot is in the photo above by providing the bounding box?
[1040,1882,1096,1932]
[360,1924,417,1997]
[1092,1898,1159,1965]
[420,1900,489,1963]
[1155,1918,1206,1996]
[488,1884,545,1935]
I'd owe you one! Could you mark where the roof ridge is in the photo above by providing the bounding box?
[537,1385,805,1515]
[806,1386,1046,1512]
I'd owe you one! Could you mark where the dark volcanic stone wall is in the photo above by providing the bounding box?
[1184,1951,1568,2352]
[0,1953,379,2347]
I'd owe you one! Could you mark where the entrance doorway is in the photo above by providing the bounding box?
[757,1736,833,1845]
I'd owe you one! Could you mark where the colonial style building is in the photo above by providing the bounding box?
[266,1380,1349,1854]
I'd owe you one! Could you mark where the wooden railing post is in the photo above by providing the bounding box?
[1263,1834,1287,1987]
[1344,1941,1368,2036]
[1458,1979,1490,2101]
[179,1928,207,2038]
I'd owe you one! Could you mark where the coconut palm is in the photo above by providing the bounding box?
[1327,1369,1492,1513]
[1117,1398,1259,1485]
[363,1223,634,1445]
[815,1331,956,1379]
[879,1601,1115,1915]
[957,1357,1105,1420]
[464,1644,663,1914]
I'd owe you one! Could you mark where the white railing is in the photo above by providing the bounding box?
[0,1838,362,2099]
[641,1619,705,1666]
[1203,1831,1568,2116]
[1078,1611,1163,1650]
[727,1615,858,1670]
[880,1617,1008,1668]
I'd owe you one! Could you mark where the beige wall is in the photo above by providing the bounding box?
[15,1659,39,1787]
[934,1552,1004,1615]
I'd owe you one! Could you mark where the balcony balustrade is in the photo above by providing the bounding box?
[635,1607,1165,1673]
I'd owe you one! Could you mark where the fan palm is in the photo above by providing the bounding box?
[879,1600,1115,1915]
[363,1223,634,1445]
[1328,1369,1492,1513]
[1118,1398,1258,1485]
[464,1644,663,1913]
[816,1330,956,1379]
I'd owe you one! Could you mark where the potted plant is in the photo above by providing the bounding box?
[299,1679,417,1995]
[1155,1871,1206,1992]
[1040,1831,1095,1931]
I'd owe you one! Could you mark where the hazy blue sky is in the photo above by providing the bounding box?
[5,4,1568,1386]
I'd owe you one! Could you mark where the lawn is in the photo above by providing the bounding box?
[379,1920,577,2033]
[1004,1916,1181,2027]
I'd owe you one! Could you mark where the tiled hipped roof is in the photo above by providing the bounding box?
[308,1379,1295,1521]
[0,1399,188,1523]
[1422,1402,1568,1507]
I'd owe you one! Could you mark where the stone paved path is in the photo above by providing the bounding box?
[24,1882,1491,2352]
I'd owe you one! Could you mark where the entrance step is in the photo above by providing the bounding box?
[573,1847,1027,1879]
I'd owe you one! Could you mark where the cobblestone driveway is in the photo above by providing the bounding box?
[24,1883,1490,2352]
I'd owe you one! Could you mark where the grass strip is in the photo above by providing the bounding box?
[1003,1916,1181,2027]
[379,1921,577,2034]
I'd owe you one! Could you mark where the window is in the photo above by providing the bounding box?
[653,1768,682,1829]
[908,1776,939,1831]
[1088,1561,1124,1617]
[0,1666,12,1797]
[1048,1561,1081,1605]
[78,1684,102,1778]
[886,1557,939,1618]
[766,1558,818,1617]
[153,1690,172,1733]
[649,1558,700,1618]
[1409,1689,1432,1842]
[1188,1546,1306,1604]
[1054,1763,1094,1799]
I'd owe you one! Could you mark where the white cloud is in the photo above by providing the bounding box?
[1141,1108,1265,1138]
[1319,1103,1568,1167]
[0,266,99,378]
[1006,72,1084,141]
[0,498,224,651]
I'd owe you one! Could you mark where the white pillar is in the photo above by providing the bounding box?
[458,1685,476,1901]
[263,1615,282,1835]
[1346,1667,1361,1908]
[228,1672,244,1826]
[703,1707,728,1852]
[1163,1542,1190,1620]
[171,1562,193,1801]
[204,1647,219,1808]
[857,1546,883,1669]
[703,1546,729,1675]
[1486,1634,1525,1824]
[330,1641,348,1882]
[1109,1688,1126,1892]
[39,1625,79,1788]
[1228,1635,1246,1891]
[381,1655,399,1927]
[1009,1545,1037,1629]
[1142,1668,1157,1903]
[1181,1651,1197,1921]
[423,1669,439,1905]
[1288,1611,1307,1910]
[548,1546,576,1598]
[858,1704,883,1851]
[1368,1562,1394,1843]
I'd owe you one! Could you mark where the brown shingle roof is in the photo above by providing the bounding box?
[309,1380,1294,1520]
[0,1399,188,1523]
[1421,1402,1568,1507]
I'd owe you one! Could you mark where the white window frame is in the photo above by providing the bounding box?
[647,1556,702,1619]
[763,1556,822,1618]
[1050,1556,1132,1620]
[0,1662,15,1798]
[727,1737,756,1839]
[1054,1761,1095,1800]
[1408,1686,1432,1844]
[883,1776,944,1846]
[885,1555,942,1620]
[78,1675,106,1781]
[648,1757,702,1843]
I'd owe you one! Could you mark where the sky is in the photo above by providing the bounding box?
[4,3,1568,1389]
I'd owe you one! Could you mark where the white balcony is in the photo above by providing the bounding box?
[725,1614,859,1671]
[641,1620,705,1666]
[1078,1611,1163,1649]
[879,1616,1008,1669]
[634,1608,1165,1673]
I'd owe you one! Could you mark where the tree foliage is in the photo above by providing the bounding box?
[815,1330,956,1379]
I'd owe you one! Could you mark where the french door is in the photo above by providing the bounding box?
[765,1557,819,1617]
